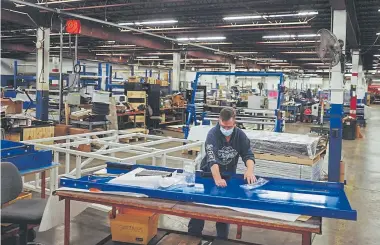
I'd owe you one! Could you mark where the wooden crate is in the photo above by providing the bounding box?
[127,91,146,98]
[23,126,54,145]
[254,147,327,166]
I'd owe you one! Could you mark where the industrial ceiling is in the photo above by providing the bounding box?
[1,0,380,73]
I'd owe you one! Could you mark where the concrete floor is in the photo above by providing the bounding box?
[34,106,380,245]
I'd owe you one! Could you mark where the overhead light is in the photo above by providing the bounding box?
[223,11,318,21]
[257,40,317,44]
[263,34,319,39]
[230,51,258,54]
[346,63,352,66]
[177,36,226,41]
[95,53,131,56]
[281,51,316,54]
[136,20,178,25]
[118,20,178,26]
[136,56,160,59]
[374,54,380,57]
[377,33,380,35]
[96,44,136,48]
[118,22,134,26]
[178,42,232,45]
[145,53,173,55]
[105,41,116,44]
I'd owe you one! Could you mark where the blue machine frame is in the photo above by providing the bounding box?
[60,163,357,220]
[1,140,53,173]
[183,71,285,138]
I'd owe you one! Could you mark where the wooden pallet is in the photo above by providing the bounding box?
[255,147,327,166]
[119,128,148,143]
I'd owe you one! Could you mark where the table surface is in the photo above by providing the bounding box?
[55,190,321,234]
[117,111,145,116]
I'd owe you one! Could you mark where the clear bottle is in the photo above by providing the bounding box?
[183,162,195,187]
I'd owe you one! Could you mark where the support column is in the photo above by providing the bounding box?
[36,27,50,121]
[229,63,236,89]
[172,52,181,92]
[357,64,364,104]
[328,10,346,182]
[350,50,359,118]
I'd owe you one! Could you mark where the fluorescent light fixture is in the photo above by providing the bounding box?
[374,54,380,57]
[136,20,178,25]
[118,22,134,26]
[178,42,232,45]
[118,20,177,26]
[263,34,319,39]
[281,51,316,54]
[105,41,116,44]
[346,63,352,66]
[177,36,226,41]
[96,44,136,48]
[230,51,258,54]
[223,15,262,21]
[223,11,318,21]
[136,56,160,59]
[257,40,317,44]
[95,53,131,56]
[377,33,380,35]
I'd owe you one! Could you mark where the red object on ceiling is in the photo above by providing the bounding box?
[66,20,81,34]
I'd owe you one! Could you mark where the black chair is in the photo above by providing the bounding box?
[147,106,164,135]
[1,162,47,245]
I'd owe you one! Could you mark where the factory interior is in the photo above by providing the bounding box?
[1,0,380,245]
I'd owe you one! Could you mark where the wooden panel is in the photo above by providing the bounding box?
[156,233,201,245]
[23,126,54,145]
[127,91,146,98]
[135,115,146,123]
[5,133,21,142]
[129,103,146,110]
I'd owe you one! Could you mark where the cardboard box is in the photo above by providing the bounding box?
[128,76,140,83]
[110,209,159,245]
[0,98,23,114]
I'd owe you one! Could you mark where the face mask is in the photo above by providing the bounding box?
[220,126,234,137]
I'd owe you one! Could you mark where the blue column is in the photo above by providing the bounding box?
[105,63,110,91]
[130,65,134,76]
[145,70,148,77]
[149,69,153,77]
[13,60,17,88]
[97,63,102,90]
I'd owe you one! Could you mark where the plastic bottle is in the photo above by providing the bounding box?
[183,162,195,187]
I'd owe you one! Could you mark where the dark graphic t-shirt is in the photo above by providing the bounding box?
[200,125,255,174]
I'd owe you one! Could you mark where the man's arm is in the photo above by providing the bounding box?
[211,164,227,187]
[205,133,227,187]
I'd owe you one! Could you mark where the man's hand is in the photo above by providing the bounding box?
[214,178,227,187]
[244,169,257,184]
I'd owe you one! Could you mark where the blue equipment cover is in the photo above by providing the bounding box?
[1,140,53,172]
[60,163,357,221]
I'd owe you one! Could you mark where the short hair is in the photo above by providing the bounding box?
[220,107,236,121]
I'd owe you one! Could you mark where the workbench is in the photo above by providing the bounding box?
[117,110,145,129]
[56,190,321,245]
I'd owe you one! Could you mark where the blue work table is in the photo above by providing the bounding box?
[60,163,356,221]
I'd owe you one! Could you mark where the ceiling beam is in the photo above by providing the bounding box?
[0,6,237,64]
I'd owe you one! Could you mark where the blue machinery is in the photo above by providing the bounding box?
[1,140,54,174]
[183,72,285,138]
[60,163,357,220]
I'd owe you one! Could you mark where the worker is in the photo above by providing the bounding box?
[188,107,256,239]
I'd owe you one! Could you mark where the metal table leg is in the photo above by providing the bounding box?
[41,171,46,198]
[302,232,312,245]
[64,199,71,245]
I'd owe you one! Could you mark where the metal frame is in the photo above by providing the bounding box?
[184,71,285,138]
[21,130,205,193]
